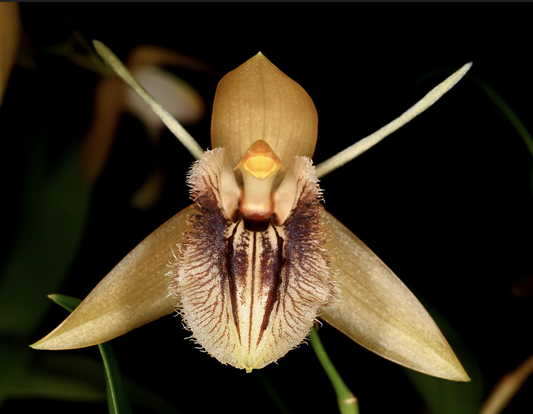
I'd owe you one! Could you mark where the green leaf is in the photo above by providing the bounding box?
[8,364,105,402]
[49,294,133,414]
[48,294,83,313]
[0,136,91,336]
[8,352,182,413]
[9,353,107,402]
[0,135,91,408]
[100,341,132,414]
[417,68,533,190]
[475,80,533,161]
[0,341,32,407]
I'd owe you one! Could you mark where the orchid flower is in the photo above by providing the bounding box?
[32,41,472,382]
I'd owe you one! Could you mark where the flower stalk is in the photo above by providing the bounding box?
[310,326,359,414]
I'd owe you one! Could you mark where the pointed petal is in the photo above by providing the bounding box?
[31,206,195,350]
[211,52,317,171]
[320,210,469,381]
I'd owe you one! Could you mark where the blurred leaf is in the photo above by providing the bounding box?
[8,362,105,402]
[130,163,166,211]
[8,351,182,413]
[474,79,533,197]
[475,80,533,160]
[9,353,106,402]
[418,68,533,190]
[0,340,32,407]
[0,135,90,408]
[403,297,483,414]
[0,137,91,335]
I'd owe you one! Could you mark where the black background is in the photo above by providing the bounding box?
[3,4,533,414]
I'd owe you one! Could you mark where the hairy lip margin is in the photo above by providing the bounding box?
[170,148,337,371]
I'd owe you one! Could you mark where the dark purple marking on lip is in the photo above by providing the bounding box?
[257,224,285,345]
[226,220,243,343]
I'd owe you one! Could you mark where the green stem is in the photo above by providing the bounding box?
[309,326,359,414]
[99,342,132,414]
[48,294,132,414]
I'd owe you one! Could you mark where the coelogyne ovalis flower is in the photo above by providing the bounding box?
[32,41,472,381]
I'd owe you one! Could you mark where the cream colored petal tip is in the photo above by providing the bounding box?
[31,206,194,350]
[211,52,318,171]
[320,210,469,381]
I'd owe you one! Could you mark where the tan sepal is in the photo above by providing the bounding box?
[320,210,470,382]
[31,206,194,350]
[211,52,317,172]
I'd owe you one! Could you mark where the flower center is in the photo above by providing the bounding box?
[235,140,284,230]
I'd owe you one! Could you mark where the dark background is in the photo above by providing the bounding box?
[2,4,532,414]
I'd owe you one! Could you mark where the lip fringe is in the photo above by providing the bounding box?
[169,149,338,371]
